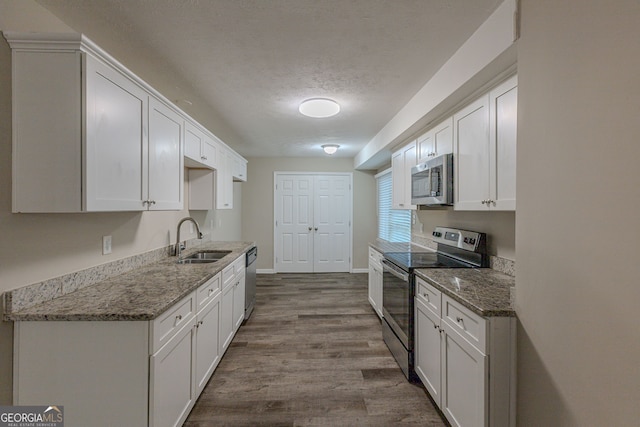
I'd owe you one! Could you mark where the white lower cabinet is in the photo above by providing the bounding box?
[415,277,516,427]
[367,247,383,319]
[220,258,246,352]
[13,255,247,427]
[195,293,222,395]
[150,320,195,427]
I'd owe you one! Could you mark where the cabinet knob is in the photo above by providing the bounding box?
[176,314,182,321]
[456,316,463,323]
[208,288,214,294]
[308,227,312,231]
[202,156,207,160]
[314,227,318,231]
[423,293,429,300]
[150,200,156,205]
[433,324,439,329]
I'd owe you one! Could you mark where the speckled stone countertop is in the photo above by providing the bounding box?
[415,268,515,317]
[369,239,434,254]
[5,241,255,322]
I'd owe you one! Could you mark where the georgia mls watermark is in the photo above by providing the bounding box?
[0,406,63,427]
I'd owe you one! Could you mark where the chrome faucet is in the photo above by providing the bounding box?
[174,217,204,257]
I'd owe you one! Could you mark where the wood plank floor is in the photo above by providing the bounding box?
[185,273,447,426]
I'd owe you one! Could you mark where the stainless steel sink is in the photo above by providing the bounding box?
[177,250,232,264]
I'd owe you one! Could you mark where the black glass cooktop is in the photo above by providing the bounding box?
[383,251,475,270]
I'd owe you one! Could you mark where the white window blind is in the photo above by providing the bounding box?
[376,170,411,242]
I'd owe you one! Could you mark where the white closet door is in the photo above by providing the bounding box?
[274,173,352,273]
[275,174,315,272]
[314,175,350,273]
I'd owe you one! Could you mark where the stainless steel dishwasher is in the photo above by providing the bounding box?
[244,246,257,320]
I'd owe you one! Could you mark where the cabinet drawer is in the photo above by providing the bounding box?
[415,277,441,317]
[196,273,221,313]
[442,294,486,352]
[369,247,383,266]
[152,293,195,352]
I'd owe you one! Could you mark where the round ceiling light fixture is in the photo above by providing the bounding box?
[299,98,340,118]
[321,144,340,155]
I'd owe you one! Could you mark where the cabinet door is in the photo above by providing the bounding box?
[232,155,247,182]
[402,143,417,209]
[215,149,234,209]
[454,96,490,211]
[374,265,383,319]
[233,270,246,331]
[368,262,378,314]
[184,122,203,164]
[415,297,443,406]
[490,76,517,211]
[85,55,148,211]
[220,282,235,352]
[201,139,218,169]
[417,130,434,163]
[433,117,454,156]
[148,97,184,210]
[149,322,195,427]
[195,294,221,395]
[391,142,416,209]
[391,149,405,209]
[441,323,488,427]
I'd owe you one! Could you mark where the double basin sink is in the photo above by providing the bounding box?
[177,250,232,264]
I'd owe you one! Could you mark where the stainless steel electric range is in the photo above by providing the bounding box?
[381,226,489,381]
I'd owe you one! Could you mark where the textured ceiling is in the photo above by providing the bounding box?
[37,0,503,158]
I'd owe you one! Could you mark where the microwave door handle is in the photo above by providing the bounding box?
[382,259,409,281]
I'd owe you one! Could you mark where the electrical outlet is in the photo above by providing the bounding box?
[102,235,112,255]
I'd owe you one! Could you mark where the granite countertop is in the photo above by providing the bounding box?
[415,268,515,317]
[6,241,256,322]
[369,239,434,254]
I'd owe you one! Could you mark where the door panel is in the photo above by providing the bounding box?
[313,175,350,272]
[275,175,314,272]
[275,174,351,273]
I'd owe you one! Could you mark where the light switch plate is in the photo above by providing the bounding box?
[102,235,112,255]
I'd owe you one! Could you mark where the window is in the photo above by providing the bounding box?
[376,169,411,242]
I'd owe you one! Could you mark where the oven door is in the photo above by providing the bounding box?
[382,258,411,349]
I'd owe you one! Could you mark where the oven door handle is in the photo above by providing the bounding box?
[382,259,409,281]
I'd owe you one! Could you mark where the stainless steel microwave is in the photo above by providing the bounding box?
[410,153,453,206]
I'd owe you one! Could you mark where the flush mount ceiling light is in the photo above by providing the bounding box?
[322,144,340,155]
[299,98,340,118]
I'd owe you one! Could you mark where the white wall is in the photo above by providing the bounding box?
[516,1,640,424]
[0,1,244,405]
[241,157,377,271]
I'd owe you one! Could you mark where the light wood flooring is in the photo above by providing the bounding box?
[185,273,447,426]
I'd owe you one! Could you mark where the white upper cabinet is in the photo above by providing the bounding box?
[184,121,218,170]
[215,148,234,209]
[417,117,453,163]
[232,154,248,182]
[391,141,417,209]
[148,97,184,210]
[489,76,518,210]
[7,33,185,212]
[453,75,517,211]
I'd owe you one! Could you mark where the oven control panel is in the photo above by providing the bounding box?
[432,226,486,253]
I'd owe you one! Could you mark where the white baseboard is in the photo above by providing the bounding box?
[256,269,275,274]
[350,268,368,274]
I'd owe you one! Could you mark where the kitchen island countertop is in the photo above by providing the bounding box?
[5,241,256,322]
